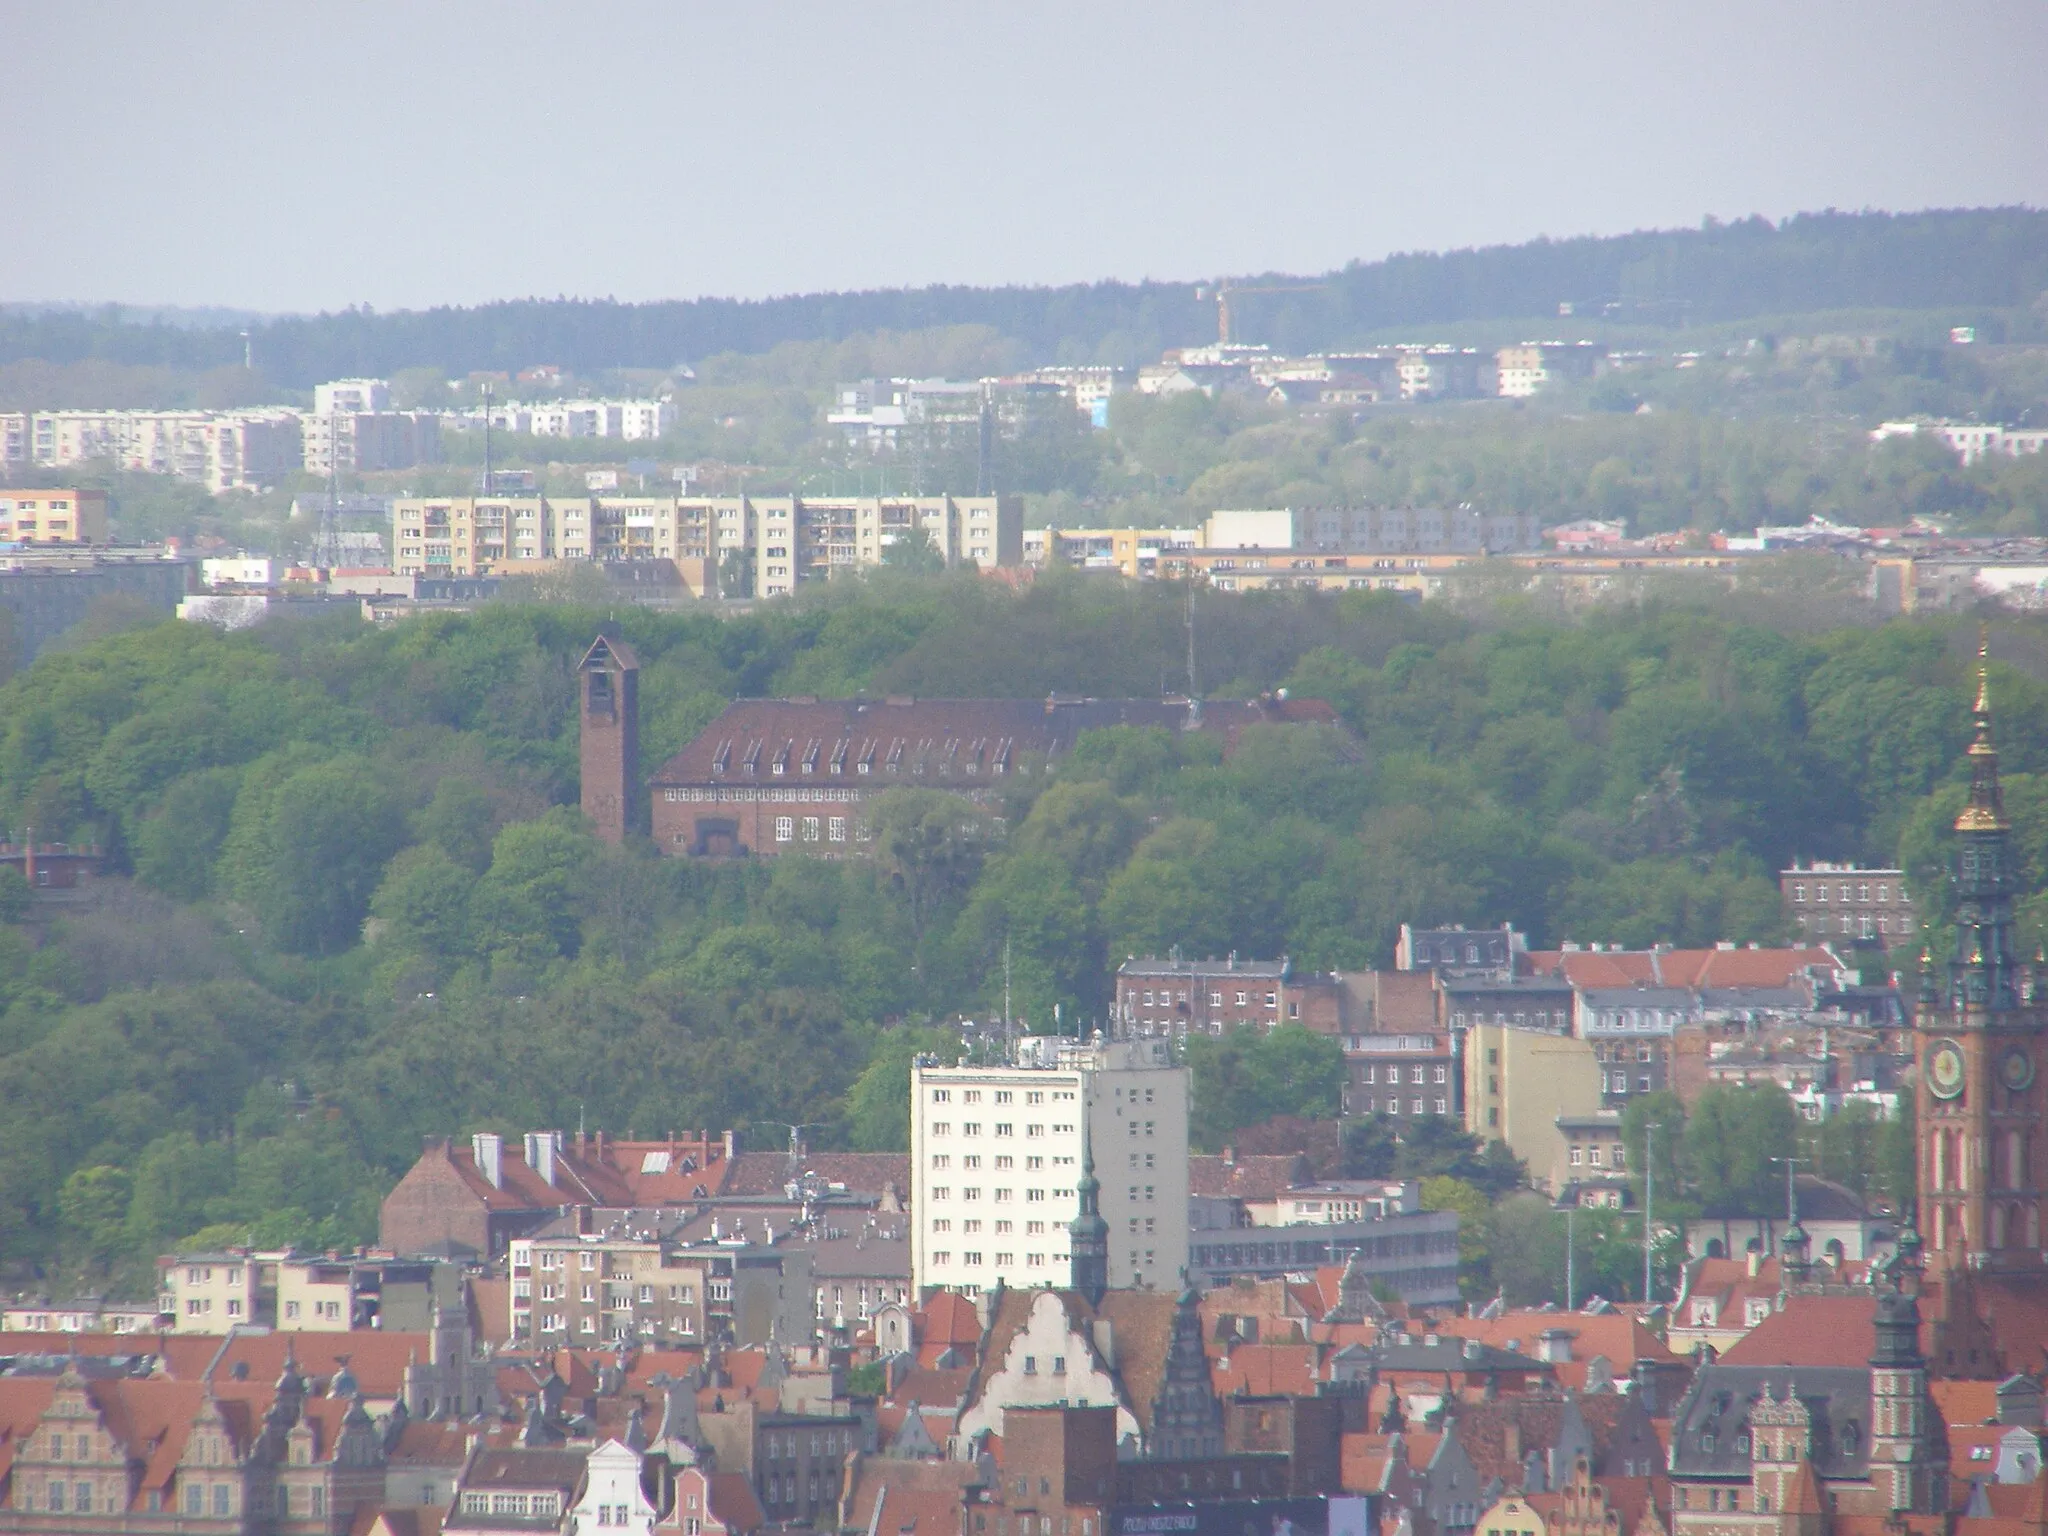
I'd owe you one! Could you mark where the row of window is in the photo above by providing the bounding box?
[930,1251,1063,1267]
[1790,881,1897,904]
[1357,1064,1448,1085]
[1798,912,1897,935]
[1567,1144,1628,1168]
[930,1088,1076,1104]
[928,1187,1065,1202]
[1353,1096,1450,1116]
[462,1493,560,1517]
[932,1219,1052,1233]
[1450,1009,1567,1029]
[1131,988,1274,1008]
[931,1154,1064,1170]
[929,1122,1074,1137]
[775,816,849,843]
[665,786,865,802]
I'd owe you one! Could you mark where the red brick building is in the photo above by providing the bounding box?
[646,694,1347,859]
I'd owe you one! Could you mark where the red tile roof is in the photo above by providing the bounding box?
[1211,1344,1318,1397]
[707,1471,766,1534]
[1188,1154,1310,1200]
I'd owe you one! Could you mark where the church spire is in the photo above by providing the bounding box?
[1948,625,2020,1012]
[1068,1117,1109,1306]
[1958,626,2007,835]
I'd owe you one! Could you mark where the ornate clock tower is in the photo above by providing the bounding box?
[1917,638,2048,1270]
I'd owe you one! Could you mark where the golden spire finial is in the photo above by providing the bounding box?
[1977,621,1992,715]
[1958,621,2008,831]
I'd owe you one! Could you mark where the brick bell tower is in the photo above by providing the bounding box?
[578,634,641,844]
[1917,632,2048,1270]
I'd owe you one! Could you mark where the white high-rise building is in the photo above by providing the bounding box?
[909,1036,1189,1300]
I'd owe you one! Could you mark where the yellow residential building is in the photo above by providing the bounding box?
[1464,1021,1604,1192]
[0,488,109,544]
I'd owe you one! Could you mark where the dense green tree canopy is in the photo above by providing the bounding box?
[0,575,2032,1294]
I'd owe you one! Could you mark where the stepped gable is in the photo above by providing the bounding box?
[1092,1290,1183,1439]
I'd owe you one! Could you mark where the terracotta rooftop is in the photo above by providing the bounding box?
[1188,1154,1311,1200]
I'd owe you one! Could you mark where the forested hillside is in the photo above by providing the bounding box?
[1,574,2042,1294]
[6,209,2044,383]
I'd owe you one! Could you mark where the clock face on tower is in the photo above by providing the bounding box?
[2001,1045,2036,1092]
[1928,1039,1967,1100]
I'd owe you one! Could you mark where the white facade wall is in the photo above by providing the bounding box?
[909,1038,1188,1300]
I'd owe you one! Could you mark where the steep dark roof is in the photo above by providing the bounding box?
[1668,1365,1871,1480]
[648,695,1353,787]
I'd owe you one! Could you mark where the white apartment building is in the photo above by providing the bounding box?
[391,492,1021,594]
[1494,341,1602,398]
[302,410,440,475]
[909,1035,1189,1301]
[0,413,28,471]
[1203,505,1541,554]
[314,378,391,415]
[443,398,675,440]
[1870,419,2048,466]
[28,409,302,492]
[158,1253,262,1331]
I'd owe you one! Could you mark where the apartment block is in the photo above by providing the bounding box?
[1782,862,1916,945]
[0,413,28,470]
[29,409,302,491]
[1204,505,1542,553]
[391,496,551,573]
[1026,526,1200,577]
[302,410,440,475]
[443,397,674,439]
[389,492,1018,594]
[1871,418,2048,465]
[0,488,109,544]
[910,1035,1189,1300]
[1462,1019,1603,1192]
[1494,341,1602,397]
[509,1228,713,1349]
[1113,953,1318,1036]
[157,1252,263,1331]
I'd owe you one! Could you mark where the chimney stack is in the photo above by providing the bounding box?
[525,1131,560,1187]
[473,1133,504,1189]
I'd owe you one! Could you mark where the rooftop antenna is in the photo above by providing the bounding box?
[976,384,994,497]
[1185,579,1201,722]
[481,381,495,495]
[1004,936,1012,1037]
[241,329,253,372]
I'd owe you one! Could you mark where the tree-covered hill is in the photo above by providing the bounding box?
[5,208,2044,383]
[0,573,2040,1294]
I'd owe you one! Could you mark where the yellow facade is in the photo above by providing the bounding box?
[0,488,109,544]
[1464,1022,1604,1192]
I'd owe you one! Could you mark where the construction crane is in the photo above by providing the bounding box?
[1202,280,1331,347]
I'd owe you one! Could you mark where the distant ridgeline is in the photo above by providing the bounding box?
[4,208,2045,384]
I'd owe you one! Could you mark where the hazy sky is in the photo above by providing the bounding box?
[5,1,2046,314]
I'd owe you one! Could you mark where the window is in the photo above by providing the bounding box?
[829,817,847,842]
[775,816,795,842]
[802,816,821,841]
[1793,883,1806,902]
